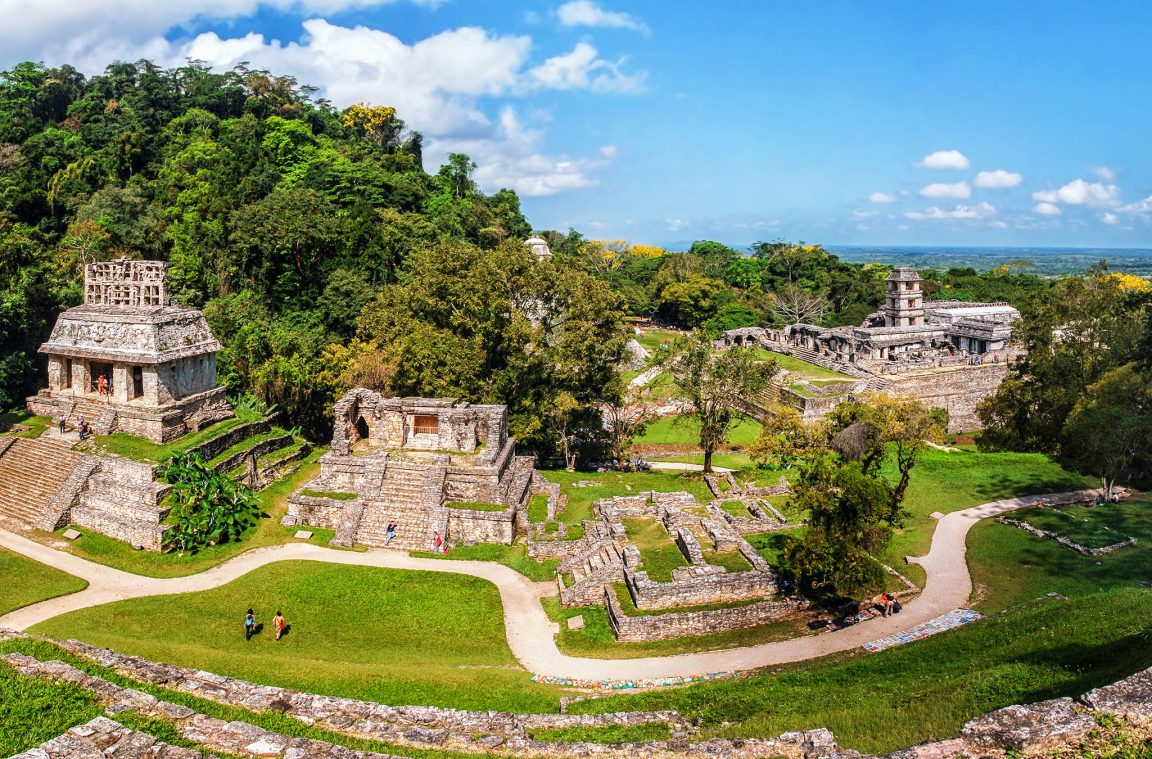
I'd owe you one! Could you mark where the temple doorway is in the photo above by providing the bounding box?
[355,416,370,442]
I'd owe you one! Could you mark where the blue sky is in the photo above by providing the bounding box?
[4,0,1152,248]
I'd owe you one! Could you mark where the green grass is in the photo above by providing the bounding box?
[0,638,499,759]
[0,410,51,439]
[528,494,549,522]
[1009,502,1135,549]
[539,469,712,524]
[84,412,260,463]
[445,501,508,512]
[206,427,291,468]
[410,543,559,582]
[718,500,753,518]
[621,517,688,581]
[0,548,88,616]
[637,415,762,448]
[632,328,682,353]
[0,659,102,756]
[751,350,855,380]
[877,447,1095,587]
[48,448,328,578]
[530,722,672,744]
[29,561,562,713]
[700,546,753,573]
[568,587,1152,754]
[299,489,357,500]
[542,596,811,658]
[969,499,1152,613]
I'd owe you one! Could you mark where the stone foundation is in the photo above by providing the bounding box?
[446,506,516,544]
[607,588,810,642]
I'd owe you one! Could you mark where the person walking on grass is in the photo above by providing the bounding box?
[273,610,286,640]
[245,608,256,641]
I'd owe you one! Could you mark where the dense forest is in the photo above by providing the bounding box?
[2,59,1149,480]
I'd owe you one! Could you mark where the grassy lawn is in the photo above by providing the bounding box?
[969,498,1152,613]
[569,587,1152,754]
[877,447,1094,586]
[1008,502,1136,549]
[0,410,51,440]
[751,350,855,380]
[637,415,762,448]
[48,448,329,578]
[0,659,102,756]
[540,469,712,524]
[29,561,562,713]
[0,548,88,617]
[299,489,357,500]
[411,543,559,582]
[633,328,682,353]
[622,517,688,581]
[542,596,811,658]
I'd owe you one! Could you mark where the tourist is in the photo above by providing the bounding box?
[433,531,443,553]
[77,419,90,441]
[385,522,397,545]
[273,610,286,640]
[58,417,66,435]
[97,374,107,396]
[881,593,896,617]
[245,608,256,641]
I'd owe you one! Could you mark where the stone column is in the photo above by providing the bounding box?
[142,367,160,405]
[47,357,62,391]
[112,364,130,403]
[78,360,91,395]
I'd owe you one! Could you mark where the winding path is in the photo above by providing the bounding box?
[0,489,1097,681]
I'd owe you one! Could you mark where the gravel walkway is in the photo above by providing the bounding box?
[0,488,1097,680]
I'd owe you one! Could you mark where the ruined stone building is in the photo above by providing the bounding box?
[287,392,535,551]
[720,268,1020,431]
[27,260,232,442]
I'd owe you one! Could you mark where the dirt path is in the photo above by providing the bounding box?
[0,489,1097,681]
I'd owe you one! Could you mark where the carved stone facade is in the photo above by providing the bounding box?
[27,259,232,442]
[288,392,533,551]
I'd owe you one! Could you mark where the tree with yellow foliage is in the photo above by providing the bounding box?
[341,103,403,151]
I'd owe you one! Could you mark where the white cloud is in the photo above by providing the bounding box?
[1031,178,1119,207]
[904,202,995,221]
[599,145,618,158]
[920,181,971,199]
[1033,202,1062,216]
[0,0,442,66]
[455,107,607,196]
[916,150,971,170]
[1119,195,1152,217]
[525,41,645,93]
[1094,166,1116,181]
[868,192,895,203]
[1102,212,1119,225]
[665,218,688,231]
[974,170,1023,189]
[556,1,649,34]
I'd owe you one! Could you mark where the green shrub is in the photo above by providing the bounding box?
[162,451,258,553]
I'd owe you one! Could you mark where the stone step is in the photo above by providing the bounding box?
[0,438,85,528]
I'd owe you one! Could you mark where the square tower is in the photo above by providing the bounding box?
[883,267,925,327]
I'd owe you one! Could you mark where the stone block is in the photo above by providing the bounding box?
[293,530,314,540]
[960,697,1094,751]
[930,511,945,520]
[63,528,82,540]
[567,615,585,631]
[1081,665,1152,723]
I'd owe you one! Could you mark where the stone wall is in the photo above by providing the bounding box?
[187,418,271,461]
[606,589,809,642]
[446,505,515,544]
[71,455,170,550]
[887,363,1008,432]
[625,567,779,610]
[286,494,352,530]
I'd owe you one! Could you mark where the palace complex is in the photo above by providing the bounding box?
[721,267,1020,431]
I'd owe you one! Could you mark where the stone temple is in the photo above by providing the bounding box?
[27,260,232,442]
[287,391,535,551]
[720,268,1021,431]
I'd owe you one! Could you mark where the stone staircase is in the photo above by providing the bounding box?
[0,438,86,528]
[559,539,625,606]
[70,457,171,550]
[356,464,444,551]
